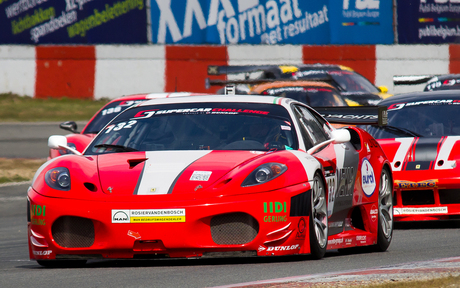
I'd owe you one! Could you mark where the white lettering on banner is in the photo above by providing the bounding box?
[237,0,259,13]
[183,0,207,38]
[154,0,328,44]
[208,0,236,26]
[157,0,183,43]
[30,10,77,43]
[420,0,460,3]
[5,0,48,19]
[343,0,380,10]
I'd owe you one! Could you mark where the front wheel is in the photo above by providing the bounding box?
[375,167,393,252]
[309,173,328,259]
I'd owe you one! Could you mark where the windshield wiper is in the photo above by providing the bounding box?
[94,144,138,152]
[380,125,423,137]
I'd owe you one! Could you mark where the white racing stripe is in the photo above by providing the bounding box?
[135,150,212,195]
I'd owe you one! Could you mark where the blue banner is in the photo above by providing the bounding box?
[397,0,460,44]
[151,0,330,44]
[329,0,394,44]
[0,0,147,44]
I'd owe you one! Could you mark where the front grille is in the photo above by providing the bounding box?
[401,190,435,206]
[52,216,94,248]
[439,189,460,204]
[210,213,259,245]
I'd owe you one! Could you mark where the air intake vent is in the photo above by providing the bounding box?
[52,216,94,248]
[211,213,258,245]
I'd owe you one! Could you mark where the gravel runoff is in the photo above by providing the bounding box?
[213,256,460,288]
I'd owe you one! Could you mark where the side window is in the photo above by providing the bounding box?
[293,105,330,149]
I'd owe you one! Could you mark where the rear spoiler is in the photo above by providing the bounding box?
[208,65,278,75]
[393,75,434,85]
[315,106,388,126]
[205,77,332,89]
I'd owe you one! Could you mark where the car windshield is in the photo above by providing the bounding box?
[328,71,380,93]
[85,102,298,155]
[261,87,347,107]
[83,99,146,134]
[365,101,460,138]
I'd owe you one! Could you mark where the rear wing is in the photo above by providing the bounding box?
[205,77,332,89]
[207,65,278,75]
[393,75,434,85]
[315,106,388,126]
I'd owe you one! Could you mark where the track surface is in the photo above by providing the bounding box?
[1,123,460,288]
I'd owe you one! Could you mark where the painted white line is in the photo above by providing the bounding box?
[0,196,26,202]
[211,256,460,288]
[0,181,31,188]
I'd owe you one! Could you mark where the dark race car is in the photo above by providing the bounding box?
[359,90,460,221]
[393,74,460,92]
[29,95,393,267]
[207,64,391,106]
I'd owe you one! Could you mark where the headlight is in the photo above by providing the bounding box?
[45,167,71,191]
[242,163,287,187]
[58,142,77,155]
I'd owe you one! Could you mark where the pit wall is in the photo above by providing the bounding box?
[1,44,459,99]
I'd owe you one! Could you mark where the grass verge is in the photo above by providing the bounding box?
[0,158,46,184]
[0,93,109,122]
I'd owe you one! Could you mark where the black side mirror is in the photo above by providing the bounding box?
[60,121,78,133]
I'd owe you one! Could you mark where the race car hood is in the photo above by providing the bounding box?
[97,150,266,196]
[377,136,460,184]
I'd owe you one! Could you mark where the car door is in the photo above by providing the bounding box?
[293,104,360,236]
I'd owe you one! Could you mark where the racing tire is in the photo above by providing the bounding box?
[374,167,393,252]
[36,260,87,268]
[309,173,328,259]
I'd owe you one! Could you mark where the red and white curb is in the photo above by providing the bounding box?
[213,256,460,287]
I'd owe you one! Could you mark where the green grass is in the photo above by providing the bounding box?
[0,93,110,122]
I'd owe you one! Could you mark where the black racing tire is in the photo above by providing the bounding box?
[374,167,393,252]
[309,173,328,259]
[36,260,87,268]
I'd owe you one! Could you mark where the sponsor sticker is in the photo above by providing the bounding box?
[33,250,52,256]
[361,158,376,197]
[112,209,186,223]
[370,205,378,222]
[266,244,300,251]
[329,238,344,245]
[395,180,437,189]
[394,207,448,215]
[190,171,212,181]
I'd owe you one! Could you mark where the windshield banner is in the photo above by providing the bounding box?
[397,0,460,44]
[0,0,147,44]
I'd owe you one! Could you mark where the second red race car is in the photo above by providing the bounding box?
[49,92,204,159]
[359,90,460,222]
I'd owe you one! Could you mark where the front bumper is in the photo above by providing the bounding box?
[28,183,312,260]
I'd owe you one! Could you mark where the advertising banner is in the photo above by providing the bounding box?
[150,0,331,44]
[397,0,460,44]
[0,0,147,44]
[329,0,394,44]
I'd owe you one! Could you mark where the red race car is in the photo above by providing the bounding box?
[361,90,460,221]
[29,95,393,267]
[49,92,202,159]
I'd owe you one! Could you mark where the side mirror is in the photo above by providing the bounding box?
[378,86,389,93]
[331,129,351,144]
[60,121,78,133]
[48,135,82,156]
[307,129,351,155]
